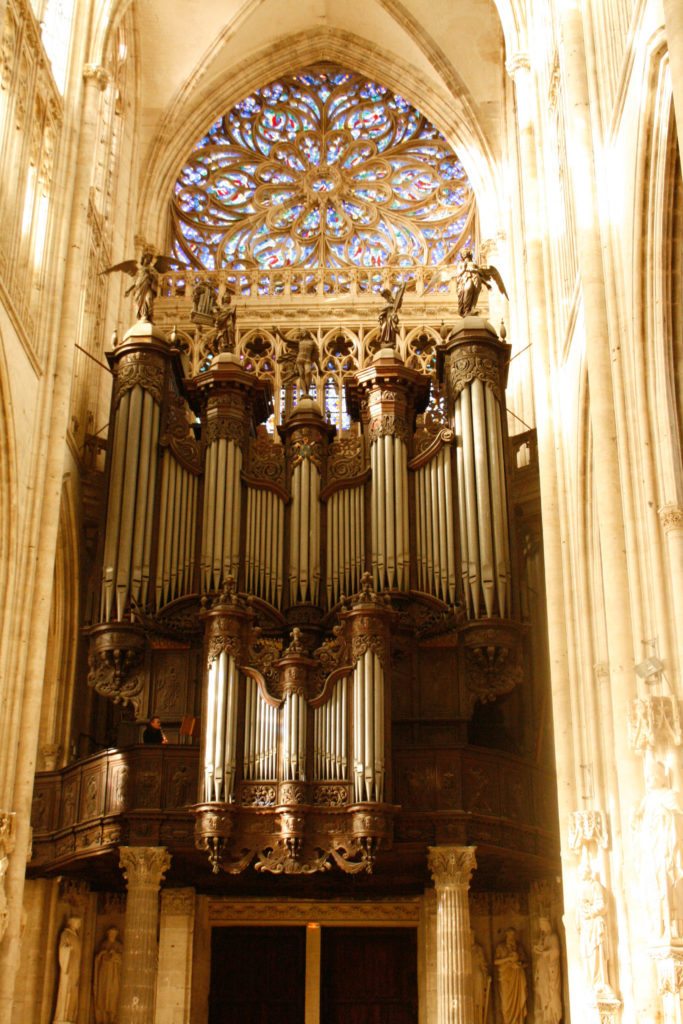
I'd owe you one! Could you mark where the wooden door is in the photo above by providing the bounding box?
[209,926,306,1024]
[321,926,418,1024]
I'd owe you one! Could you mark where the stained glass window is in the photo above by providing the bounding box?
[170,65,475,271]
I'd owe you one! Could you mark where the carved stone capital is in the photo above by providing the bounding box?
[594,995,621,1023]
[83,63,109,90]
[629,696,682,753]
[119,846,171,891]
[428,844,477,889]
[506,52,531,79]
[568,809,609,854]
[658,504,683,533]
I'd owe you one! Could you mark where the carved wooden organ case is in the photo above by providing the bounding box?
[87,315,523,876]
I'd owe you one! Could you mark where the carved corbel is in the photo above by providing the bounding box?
[458,619,524,712]
[340,572,396,672]
[86,623,145,714]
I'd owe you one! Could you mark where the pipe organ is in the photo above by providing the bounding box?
[88,311,524,875]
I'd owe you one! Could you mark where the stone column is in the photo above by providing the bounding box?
[118,847,171,1024]
[658,505,683,676]
[427,845,477,1024]
[663,0,683,161]
[154,888,195,1024]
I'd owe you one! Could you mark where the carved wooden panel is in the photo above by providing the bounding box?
[151,649,189,718]
[81,766,106,820]
[435,752,462,810]
[394,754,436,810]
[60,775,80,828]
[415,646,459,718]
[461,758,500,816]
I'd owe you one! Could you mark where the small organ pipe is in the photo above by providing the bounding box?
[364,649,374,801]
[384,435,395,587]
[214,650,227,800]
[213,438,227,589]
[341,677,348,778]
[460,389,481,615]
[485,387,508,616]
[493,390,512,611]
[200,443,213,593]
[300,458,310,600]
[204,658,217,800]
[471,378,495,616]
[394,439,405,588]
[436,451,449,600]
[154,455,170,609]
[373,652,384,801]
[290,465,301,602]
[203,443,218,592]
[101,390,130,619]
[130,389,154,605]
[276,500,284,608]
[370,445,379,588]
[223,440,235,581]
[354,656,364,801]
[116,385,143,619]
[224,656,238,797]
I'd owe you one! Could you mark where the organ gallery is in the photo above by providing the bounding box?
[0,4,682,1024]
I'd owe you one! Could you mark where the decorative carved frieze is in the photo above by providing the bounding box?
[446,345,504,402]
[248,435,285,487]
[113,349,166,408]
[328,436,365,480]
[161,887,195,915]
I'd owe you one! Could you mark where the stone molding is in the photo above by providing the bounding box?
[427,844,477,888]
[161,887,195,915]
[0,811,15,941]
[207,897,421,925]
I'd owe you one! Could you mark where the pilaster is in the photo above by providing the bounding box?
[154,888,195,1024]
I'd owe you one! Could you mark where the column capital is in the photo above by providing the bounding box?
[659,504,683,534]
[428,845,477,888]
[160,887,195,915]
[119,846,171,890]
[83,64,110,90]
[506,52,531,80]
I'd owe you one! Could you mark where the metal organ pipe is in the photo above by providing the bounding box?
[201,651,238,802]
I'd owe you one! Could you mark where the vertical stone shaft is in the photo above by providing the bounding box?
[663,0,683,161]
[428,845,477,1024]
[118,847,171,1024]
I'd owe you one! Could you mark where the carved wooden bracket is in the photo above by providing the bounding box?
[86,622,146,714]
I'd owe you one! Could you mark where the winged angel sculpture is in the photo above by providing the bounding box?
[429,248,508,316]
[102,251,179,322]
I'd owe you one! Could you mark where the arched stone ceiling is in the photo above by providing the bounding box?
[113,0,507,243]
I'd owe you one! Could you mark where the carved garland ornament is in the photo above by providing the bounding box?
[249,436,285,487]
[447,348,503,402]
[207,632,242,666]
[368,413,410,445]
[351,632,387,668]
[328,436,365,480]
[86,650,145,715]
[203,417,248,450]
[113,353,165,408]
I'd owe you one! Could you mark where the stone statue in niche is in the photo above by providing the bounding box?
[209,290,237,353]
[377,281,405,348]
[632,760,683,941]
[274,326,320,396]
[471,929,491,1024]
[495,927,528,1024]
[576,864,611,994]
[533,917,562,1024]
[53,916,82,1024]
[93,926,123,1024]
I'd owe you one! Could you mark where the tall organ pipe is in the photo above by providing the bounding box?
[441,320,513,619]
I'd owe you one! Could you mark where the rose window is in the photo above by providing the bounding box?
[170,66,476,271]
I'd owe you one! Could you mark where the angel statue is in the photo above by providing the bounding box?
[377,281,406,349]
[273,326,320,396]
[454,248,508,316]
[102,250,178,322]
[208,290,237,354]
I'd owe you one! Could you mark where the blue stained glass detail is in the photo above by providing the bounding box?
[171,66,476,271]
